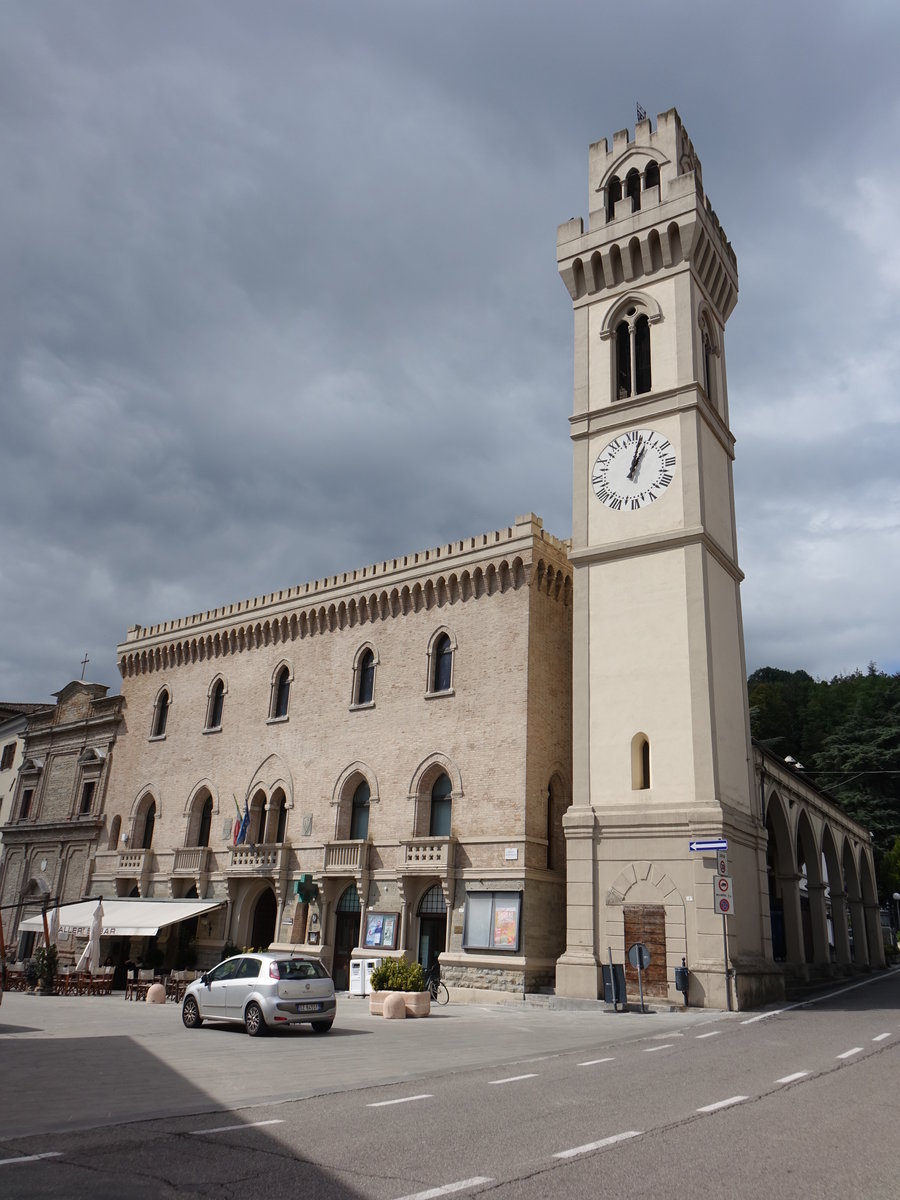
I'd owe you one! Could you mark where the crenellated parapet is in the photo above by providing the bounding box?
[118,514,572,677]
[557,107,737,325]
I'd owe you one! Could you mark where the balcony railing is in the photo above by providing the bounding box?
[228,843,288,872]
[323,840,369,873]
[173,846,211,874]
[117,848,152,874]
[402,837,455,871]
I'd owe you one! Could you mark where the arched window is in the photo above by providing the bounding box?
[626,167,641,212]
[615,321,631,399]
[635,315,651,395]
[151,690,169,738]
[271,666,291,720]
[266,788,288,844]
[432,634,453,693]
[197,795,213,847]
[108,814,121,851]
[614,307,652,400]
[140,798,156,849]
[631,734,651,790]
[206,679,225,730]
[606,175,622,221]
[337,885,361,914]
[429,774,452,837]
[248,789,266,843]
[350,780,370,840]
[644,160,660,191]
[356,648,375,706]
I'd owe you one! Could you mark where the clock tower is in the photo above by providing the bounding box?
[556,109,780,1008]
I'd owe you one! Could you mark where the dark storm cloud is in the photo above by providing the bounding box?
[2,0,898,701]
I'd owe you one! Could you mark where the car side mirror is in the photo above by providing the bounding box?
[201,973,210,986]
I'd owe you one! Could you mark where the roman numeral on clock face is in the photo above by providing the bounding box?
[590,428,677,511]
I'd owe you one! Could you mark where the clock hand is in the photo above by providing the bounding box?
[627,439,645,481]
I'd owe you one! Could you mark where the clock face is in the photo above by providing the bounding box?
[591,428,676,510]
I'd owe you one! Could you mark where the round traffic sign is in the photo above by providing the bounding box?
[718,897,732,914]
[627,942,651,969]
[715,876,730,893]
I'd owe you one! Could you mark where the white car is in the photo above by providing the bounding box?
[182,952,336,1036]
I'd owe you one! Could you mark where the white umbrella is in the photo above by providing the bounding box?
[46,904,60,947]
[75,899,103,973]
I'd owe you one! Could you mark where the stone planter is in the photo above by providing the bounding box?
[369,990,431,1017]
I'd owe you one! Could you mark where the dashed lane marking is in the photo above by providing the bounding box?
[836,1048,863,1060]
[696,1096,748,1113]
[488,1074,538,1085]
[191,1120,284,1135]
[554,1131,642,1159]
[367,1095,434,1108]
[0,1153,62,1167]
[776,1071,810,1084]
[394,1178,493,1200]
[578,1057,615,1067]
[695,1031,720,1039]
[873,1033,890,1042]
[643,1044,672,1052]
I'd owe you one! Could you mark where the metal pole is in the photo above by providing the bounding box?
[722,913,732,1011]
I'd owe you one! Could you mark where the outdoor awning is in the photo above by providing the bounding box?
[20,898,225,937]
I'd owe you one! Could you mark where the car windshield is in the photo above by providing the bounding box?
[273,959,328,980]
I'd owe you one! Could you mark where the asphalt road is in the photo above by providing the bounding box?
[3,972,899,1199]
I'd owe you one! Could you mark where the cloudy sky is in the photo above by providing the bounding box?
[3,1,898,703]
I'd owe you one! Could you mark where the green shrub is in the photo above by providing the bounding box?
[369,958,425,993]
[32,944,58,991]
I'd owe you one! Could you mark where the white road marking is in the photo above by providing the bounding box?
[367,1094,434,1108]
[578,1057,615,1066]
[191,1120,284,1134]
[488,1073,538,1085]
[837,1048,863,1059]
[741,968,900,1024]
[776,1071,810,1084]
[554,1131,642,1159]
[873,1033,890,1042]
[695,1031,721,1039]
[696,1096,748,1113]
[0,1153,62,1166]
[643,1044,672,1052]
[394,1178,493,1200]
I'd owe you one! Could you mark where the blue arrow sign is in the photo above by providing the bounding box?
[689,839,728,852]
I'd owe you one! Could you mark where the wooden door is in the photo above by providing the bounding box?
[623,904,668,998]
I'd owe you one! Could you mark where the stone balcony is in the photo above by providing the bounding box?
[322,840,370,875]
[401,836,456,873]
[116,848,153,876]
[173,846,212,874]
[227,842,290,874]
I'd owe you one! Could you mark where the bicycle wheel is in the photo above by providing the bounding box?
[434,981,449,1005]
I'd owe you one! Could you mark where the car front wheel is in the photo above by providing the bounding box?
[245,1001,267,1037]
[182,996,203,1029]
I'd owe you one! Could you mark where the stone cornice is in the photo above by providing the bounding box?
[567,525,743,583]
[119,515,572,678]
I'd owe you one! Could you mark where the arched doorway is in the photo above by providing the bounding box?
[332,885,360,991]
[250,888,276,950]
[417,884,447,970]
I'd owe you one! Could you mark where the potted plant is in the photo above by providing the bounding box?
[368,957,430,1017]
[32,945,58,995]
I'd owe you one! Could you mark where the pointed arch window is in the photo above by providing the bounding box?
[644,160,660,191]
[427,632,455,696]
[353,647,376,708]
[151,690,169,738]
[206,679,225,730]
[350,780,370,840]
[429,774,453,837]
[140,798,156,849]
[270,666,291,720]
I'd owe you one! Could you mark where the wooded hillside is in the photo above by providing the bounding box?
[748,664,900,894]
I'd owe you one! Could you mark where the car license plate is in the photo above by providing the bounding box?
[297,1002,320,1013]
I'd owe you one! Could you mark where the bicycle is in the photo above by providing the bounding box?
[424,963,449,1005]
